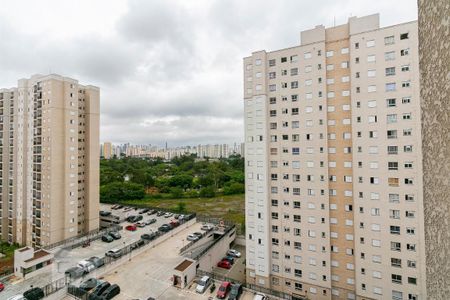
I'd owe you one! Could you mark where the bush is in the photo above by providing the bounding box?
[223,182,245,195]
[199,186,216,198]
[170,187,184,198]
[100,182,145,203]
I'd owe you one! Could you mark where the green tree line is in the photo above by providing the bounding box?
[100,154,244,203]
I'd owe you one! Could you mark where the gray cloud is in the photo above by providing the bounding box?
[0,0,417,146]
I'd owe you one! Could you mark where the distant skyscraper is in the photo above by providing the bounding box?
[0,74,100,247]
[103,142,112,159]
[244,14,438,299]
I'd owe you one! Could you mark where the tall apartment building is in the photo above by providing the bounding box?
[244,14,427,300]
[102,142,112,159]
[0,74,100,248]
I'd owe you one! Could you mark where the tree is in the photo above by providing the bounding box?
[199,186,216,198]
[169,174,193,191]
[175,201,187,213]
[100,182,145,203]
[170,187,184,198]
[223,182,245,195]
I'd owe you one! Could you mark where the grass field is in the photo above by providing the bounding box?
[0,241,19,274]
[120,194,245,230]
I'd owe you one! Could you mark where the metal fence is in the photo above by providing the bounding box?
[44,224,122,250]
[41,276,70,297]
[196,269,307,300]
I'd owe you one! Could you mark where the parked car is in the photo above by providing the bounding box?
[136,221,146,228]
[222,256,235,264]
[158,224,172,232]
[146,209,156,215]
[7,295,24,300]
[141,233,157,241]
[65,266,85,279]
[169,220,180,228]
[111,205,119,209]
[125,224,137,231]
[164,212,173,218]
[201,224,214,231]
[99,283,120,300]
[156,211,165,217]
[24,287,44,300]
[216,281,231,299]
[228,283,243,300]
[109,231,121,240]
[88,256,105,268]
[89,282,111,300]
[195,275,211,293]
[79,278,101,292]
[102,234,114,243]
[186,234,199,241]
[123,207,133,212]
[227,249,241,258]
[145,218,156,225]
[173,214,180,219]
[105,249,122,258]
[193,232,203,238]
[77,260,95,273]
[116,205,124,209]
[139,208,150,214]
[253,293,268,300]
[0,281,5,292]
[217,260,231,269]
[99,211,111,217]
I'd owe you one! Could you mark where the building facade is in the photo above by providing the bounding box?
[418,0,450,298]
[244,14,426,300]
[0,74,100,248]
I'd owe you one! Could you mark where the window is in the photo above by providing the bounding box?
[390,226,400,235]
[290,55,298,62]
[384,35,395,45]
[269,72,276,79]
[269,84,276,92]
[255,59,262,65]
[290,68,298,76]
[304,52,311,59]
[385,67,396,76]
[268,59,276,67]
[291,81,299,89]
[402,81,411,88]
[387,114,397,123]
[400,32,409,40]
[391,242,401,251]
[392,274,402,284]
[326,50,334,57]
[387,98,397,107]
[368,69,376,77]
[367,55,376,62]
[402,97,411,104]
[386,83,396,91]
[401,48,410,56]
[385,51,395,61]
[402,65,410,72]
[281,57,287,63]
[341,47,349,54]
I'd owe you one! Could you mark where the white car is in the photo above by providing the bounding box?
[8,295,25,300]
[187,234,200,242]
[201,224,214,231]
[77,260,95,273]
[196,275,211,293]
[227,249,241,258]
[136,221,146,227]
[164,212,173,218]
[253,293,268,300]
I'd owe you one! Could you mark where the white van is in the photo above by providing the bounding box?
[77,260,95,273]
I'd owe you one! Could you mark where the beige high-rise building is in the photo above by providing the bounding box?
[103,142,112,159]
[0,74,100,248]
[244,14,436,300]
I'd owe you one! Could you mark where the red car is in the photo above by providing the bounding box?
[169,220,180,228]
[217,260,231,269]
[0,281,4,292]
[125,224,137,231]
[216,281,231,299]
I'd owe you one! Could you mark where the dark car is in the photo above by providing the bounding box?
[139,208,150,214]
[23,287,45,300]
[193,232,203,238]
[156,211,165,217]
[145,218,157,225]
[79,278,100,292]
[89,282,111,300]
[158,224,172,232]
[102,234,114,243]
[99,211,111,217]
[99,284,120,300]
[141,233,157,241]
[222,256,235,264]
[228,283,243,300]
[108,231,121,240]
[88,256,105,268]
[65,266,85,279]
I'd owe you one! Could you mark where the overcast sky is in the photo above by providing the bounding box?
[0,0,417,146]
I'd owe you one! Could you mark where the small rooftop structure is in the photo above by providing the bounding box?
[14,247,54,279]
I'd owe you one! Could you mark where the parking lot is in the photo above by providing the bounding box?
[211,244,246,283]
[53,204,183,276]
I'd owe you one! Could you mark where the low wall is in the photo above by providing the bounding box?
[197,227,236,272]
[233,235,246,247]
